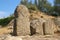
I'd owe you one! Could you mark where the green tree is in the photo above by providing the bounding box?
[43,1,52,12]
[35,0,38,6]
[0,15,14,26]
[54,0,60,15]
[20,0,24,4]
[21,0,28,5]
[37,0,48,10]
[28,0,32,5]
[38,0,42,10]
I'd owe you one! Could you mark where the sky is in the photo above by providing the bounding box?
[0,0,54,18]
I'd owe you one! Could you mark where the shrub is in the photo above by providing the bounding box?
[0,15,14,26]
[26,4,38,11]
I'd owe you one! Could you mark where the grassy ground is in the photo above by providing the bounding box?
[0,27,12,35]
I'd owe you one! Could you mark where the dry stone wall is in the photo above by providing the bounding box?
[13,5,56,36]
[44,19,55,35]
[54,17,60,31]
[30,18,46,35]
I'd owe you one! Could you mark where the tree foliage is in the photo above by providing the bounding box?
[54,0,60,15]
[0,15,14,26]
[21,0,28,5]
[20,0,60,16]
[20,0,52,12]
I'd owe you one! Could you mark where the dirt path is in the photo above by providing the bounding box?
[0,27,12,35]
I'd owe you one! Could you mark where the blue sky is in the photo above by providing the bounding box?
[0,0,54,18]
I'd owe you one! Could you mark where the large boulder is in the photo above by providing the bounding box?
[54,17,60,31]
[44,19,55,35]
[30,18,46,35]
[54,17,60,26]
[13,5,30,36]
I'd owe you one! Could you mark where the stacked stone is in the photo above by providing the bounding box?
[44,19,54,35]
[30,18,46,35]
[54,17,60,31]
[13,5,55,36]
[13,5,30,36]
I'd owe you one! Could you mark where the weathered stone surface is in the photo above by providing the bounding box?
[13,5,56,36]
[3,35,60,40]
[44,19,55,35]
[30,18,46,35]
[54,17,60,26]
[13,5,30,36]
[54,17,60,31]
[7,20,14,29]
[8,20,14,26]
[0,34,10,40]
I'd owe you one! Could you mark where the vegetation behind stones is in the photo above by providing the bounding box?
[0,15,14,27]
